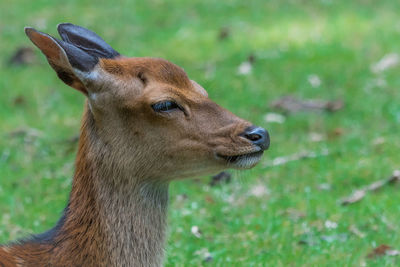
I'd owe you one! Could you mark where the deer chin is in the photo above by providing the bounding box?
[217,150,264,169]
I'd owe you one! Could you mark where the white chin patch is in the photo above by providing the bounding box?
[232,152,263,169]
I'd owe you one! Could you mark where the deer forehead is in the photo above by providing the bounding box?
[99,57,207,97]
[100,57,189,87]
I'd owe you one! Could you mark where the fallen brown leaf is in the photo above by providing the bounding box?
[367,244,400,258]
[328,128,345,139]
[13,95,26,106]
[218,26,230,40]
[204,195,214,204]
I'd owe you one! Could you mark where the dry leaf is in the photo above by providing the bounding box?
[367,244,400,258]
[204,195,214,204]
[372,137,385,146]
[308,74,321,88]
[218,27,230,40]
[327,127,345,140]
[191,226,202,238]
[321,234,347,243]
[324,220,338,229]
[264,112,285,124]
[13,95,26,106]
[317,183,331,191]
[176,194,188,202]
[386,250,400,256]
[371,53,399,73]
[250,184,269,197]
[237,61,252,75]
[309,132,324,142]
[389,170,400,183]
[349,225,366,238]
[381,216,396,231]
[194,248,213,262]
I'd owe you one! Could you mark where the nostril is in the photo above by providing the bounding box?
[241,126,270,150]
[244,133,262,142]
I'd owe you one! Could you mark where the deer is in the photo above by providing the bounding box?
[0,23,270,267]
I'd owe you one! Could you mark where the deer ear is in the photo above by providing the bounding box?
[57,23,120,59]
[25,27,94,95]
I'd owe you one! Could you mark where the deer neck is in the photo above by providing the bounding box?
[59,107,169,267]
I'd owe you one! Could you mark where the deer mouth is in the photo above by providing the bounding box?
[217,150,264,169]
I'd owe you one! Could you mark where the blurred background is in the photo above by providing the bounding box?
[1,0,400,266]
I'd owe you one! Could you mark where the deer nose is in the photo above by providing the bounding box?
[241,126,270,151]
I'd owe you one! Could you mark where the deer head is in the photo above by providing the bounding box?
[25,23,270,182]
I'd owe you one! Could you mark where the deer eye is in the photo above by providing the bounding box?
[151,101,182,113]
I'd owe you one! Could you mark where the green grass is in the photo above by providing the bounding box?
[1,0,400,266]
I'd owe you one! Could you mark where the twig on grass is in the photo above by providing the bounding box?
[270,95,344,114]
[340,170,400,205]
[263,149,330,168]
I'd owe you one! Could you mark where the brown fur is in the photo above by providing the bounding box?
[0,247,17,267]
[0,26,267,266]
[101,57,192,88]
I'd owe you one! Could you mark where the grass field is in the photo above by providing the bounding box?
[1,0,400,266]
